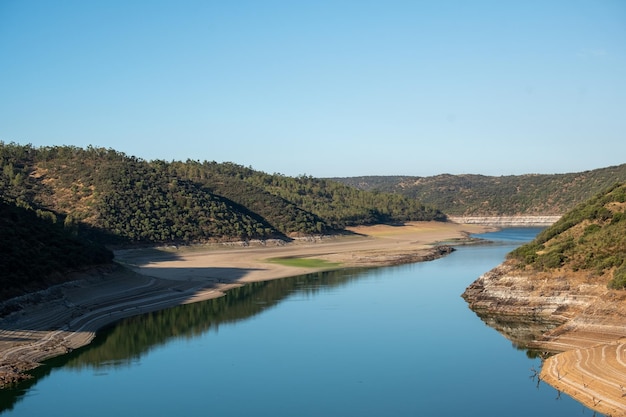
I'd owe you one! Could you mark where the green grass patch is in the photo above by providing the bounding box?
[266,257,341,268]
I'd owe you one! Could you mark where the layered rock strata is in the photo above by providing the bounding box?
[463,261,626,416]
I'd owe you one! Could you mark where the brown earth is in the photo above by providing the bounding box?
[463,262,626,416]
[0,221,488,388]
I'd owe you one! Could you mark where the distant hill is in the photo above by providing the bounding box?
[0,143,445,246]
[509,182,626,289]
[330,164,626,216]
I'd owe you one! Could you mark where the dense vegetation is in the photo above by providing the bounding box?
[331,165,626,216]
[0,199,113,300]
[243,172,445,227]
[509,183,626,289]
[0,142,444,247]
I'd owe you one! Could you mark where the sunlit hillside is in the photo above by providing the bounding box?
[331,165,626,216]
[508,183,626,288]
[0,143,444,245]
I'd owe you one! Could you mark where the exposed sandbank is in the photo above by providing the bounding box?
[0,221,489,387]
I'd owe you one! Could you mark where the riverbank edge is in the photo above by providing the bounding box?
[462,262,626,416]
[448,215,561,226]
[0,221,490,388]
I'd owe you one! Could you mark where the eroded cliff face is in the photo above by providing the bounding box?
[464,262,597,331]
[462,261,626,415]
[463,260,626,350]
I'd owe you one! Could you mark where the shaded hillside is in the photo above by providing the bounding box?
[243,172,446,228]
[330,164,626,216]
[0,143,444,245]
[169,161,446,229]
[509,183,626,288]
[168,161,330,235]
[0,199,113,301]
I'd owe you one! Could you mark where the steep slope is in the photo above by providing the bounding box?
[168,161,331,236]
[331,164,626,216]
[462,183,626,416]
[509,182,626,288]
[0,199,113,302]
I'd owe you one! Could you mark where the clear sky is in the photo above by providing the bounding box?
[1,1,625,177]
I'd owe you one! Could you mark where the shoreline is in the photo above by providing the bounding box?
[0,221,490,387]
[463,262,626,416]
[448,215,560,226]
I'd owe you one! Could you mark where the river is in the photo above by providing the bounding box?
[0,228,601,416]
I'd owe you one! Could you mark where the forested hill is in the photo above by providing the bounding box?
[330,164,626,216]
[508,182,626,289]
[0,143,445,246]
[0,199,113,301]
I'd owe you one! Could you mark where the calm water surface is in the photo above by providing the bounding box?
[1,228,601,416]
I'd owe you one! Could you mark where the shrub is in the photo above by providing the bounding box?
[608,262,626,289]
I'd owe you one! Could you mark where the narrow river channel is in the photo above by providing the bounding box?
[0,228,601,416]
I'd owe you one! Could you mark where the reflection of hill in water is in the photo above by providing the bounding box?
[69,268,368,369]
[0,268,368,412]
[470,309,561,359]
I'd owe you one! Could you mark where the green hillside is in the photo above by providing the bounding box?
[242,172,445,228]
[0,143,445,246]
[508,183,626,289]
[331,165,626,216]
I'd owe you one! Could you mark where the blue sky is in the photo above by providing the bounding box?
[1,1,625,177]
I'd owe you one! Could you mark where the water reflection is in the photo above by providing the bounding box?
[66,268,368,370]
[468,310,561,359]
[0,268,368,411]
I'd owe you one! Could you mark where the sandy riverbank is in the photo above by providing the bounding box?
[0,221,489,387]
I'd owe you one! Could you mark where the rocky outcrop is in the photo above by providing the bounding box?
[462,261,626,415]
[462,262,595,327]
[450,216,561,226]
[463,261,626,348]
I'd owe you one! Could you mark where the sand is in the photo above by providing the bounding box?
[0,221,488,386]
[537,298,626,416]
[541,338,626,416]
